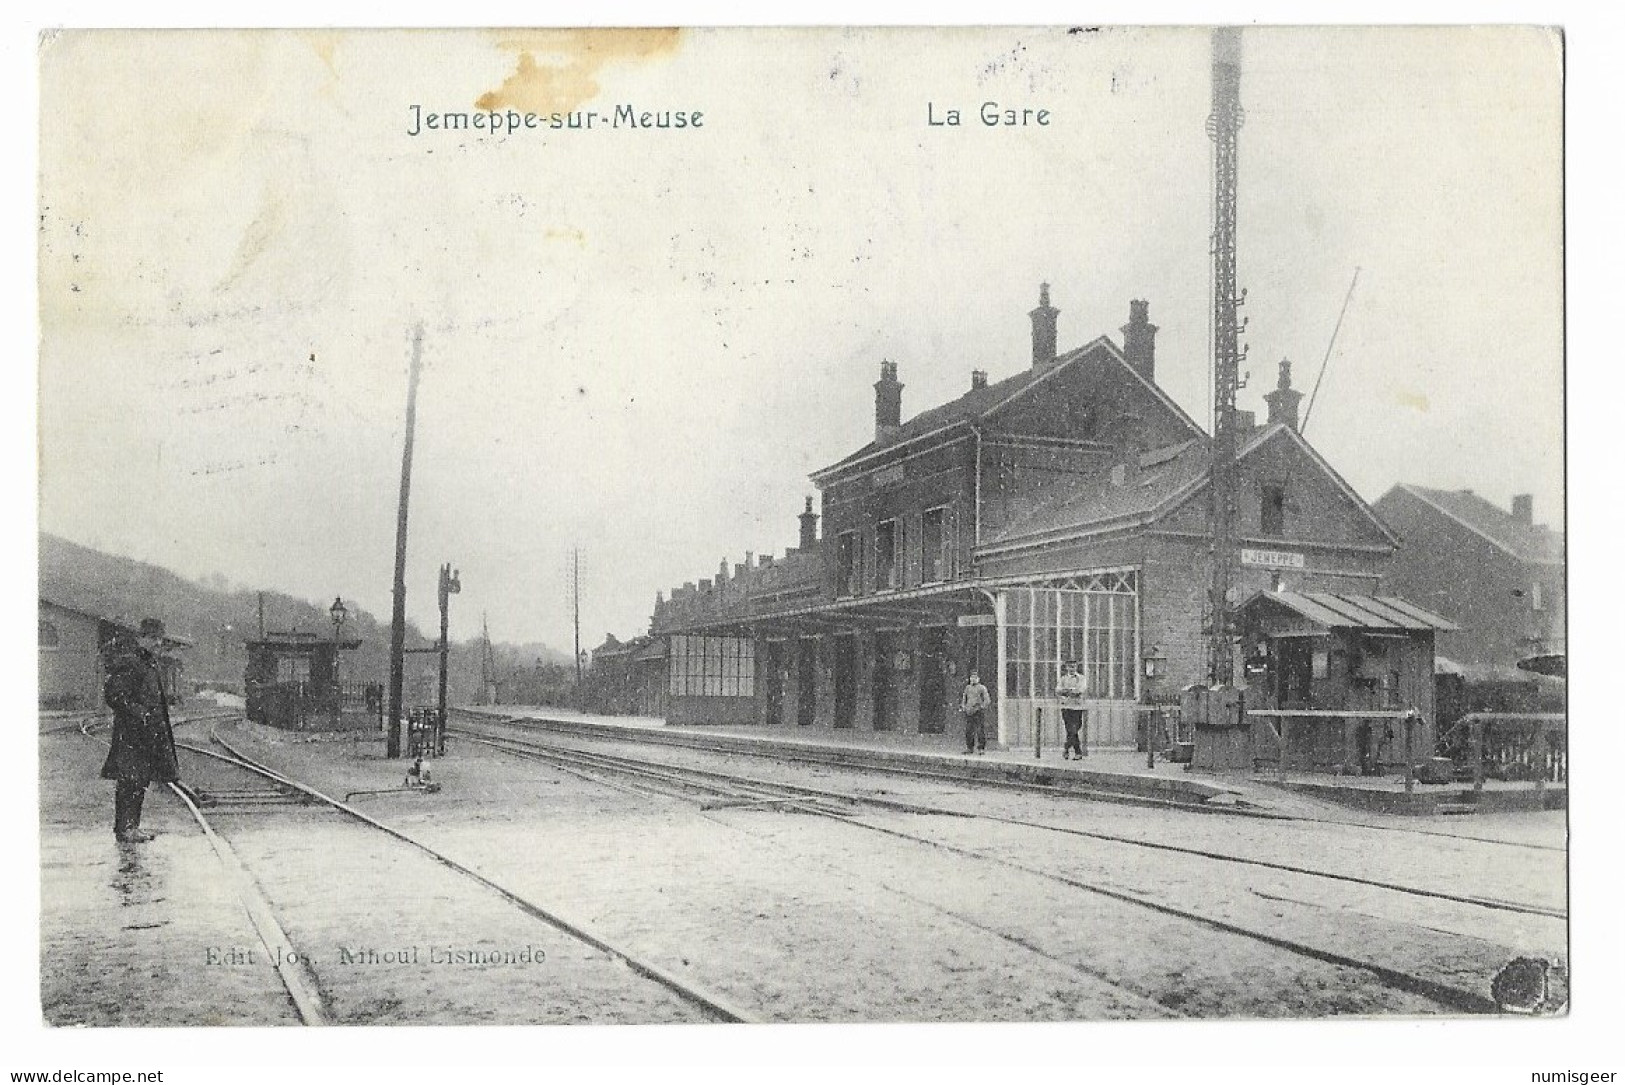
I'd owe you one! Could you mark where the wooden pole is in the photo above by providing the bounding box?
[1403,710,1415,794]
[386,324,424,760]
[1471,717,1485,796]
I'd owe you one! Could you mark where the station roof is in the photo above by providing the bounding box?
[1243,590,1458,633]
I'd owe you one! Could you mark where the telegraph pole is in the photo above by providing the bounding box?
[1206,26,1248,687]
[437,562,460,751]
[386,324,424,759]
[572,547,583,696]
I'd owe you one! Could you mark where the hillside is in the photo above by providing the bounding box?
[38,533,571,704]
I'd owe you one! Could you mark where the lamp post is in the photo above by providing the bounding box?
[329,596,348,726]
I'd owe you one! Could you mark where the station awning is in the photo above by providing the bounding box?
[1242,590,1458,632]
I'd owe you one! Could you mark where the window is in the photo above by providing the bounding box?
[1261,483,1286,537]
[1002,577,1139,701]
[277,656,311,684]
[1531,582,1543,611]
[875,519,899,591]
[668,635,756,698]
[921,506,949,583]
[836,531,861,597]
[38,620,60,648]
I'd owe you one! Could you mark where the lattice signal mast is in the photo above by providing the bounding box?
[1206,26,1250,686]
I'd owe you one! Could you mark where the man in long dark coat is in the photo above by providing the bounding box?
[101,618,181,843]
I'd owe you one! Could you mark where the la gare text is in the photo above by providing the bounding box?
[928,102,1051,127]
[407,104,703,137]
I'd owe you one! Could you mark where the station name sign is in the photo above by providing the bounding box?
[1240,548,1306,569]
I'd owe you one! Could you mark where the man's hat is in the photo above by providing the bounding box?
[138,618,166,639]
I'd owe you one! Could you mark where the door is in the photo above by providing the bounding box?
[1276,638,1313,709]
[918,626,946,734]
[833,636,858,729]
[873,633,896,731]
[796,639,817,727]
[764,641,785,726]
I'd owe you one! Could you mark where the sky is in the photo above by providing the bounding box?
[36,26,1564,654]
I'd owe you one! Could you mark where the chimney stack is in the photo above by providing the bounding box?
[1121,299,1158,381]
[971,370,988,391]
[1512,494,1533,525]
[1264,357,1304,432]
[873,359,903,440]
[798,495,819,550]
[1029,283,1058,367]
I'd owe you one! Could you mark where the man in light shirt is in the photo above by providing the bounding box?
[1058,660,1087,760]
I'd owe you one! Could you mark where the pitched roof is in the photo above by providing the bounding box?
[810,336,1203,481]
[1395,485,1562,565]
[987,437,1211,546]
[985,423,1399,552]
[984,422,1403,551]
[1243,590,1458,632]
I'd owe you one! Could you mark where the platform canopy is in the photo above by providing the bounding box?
[1241,590,1458,632]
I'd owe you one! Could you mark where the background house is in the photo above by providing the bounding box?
[1372,485,1564,668]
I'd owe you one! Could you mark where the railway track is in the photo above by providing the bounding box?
[452,716,1552,1015]
[454,715,1564,921]
[169,727,755,1025]
[458,709,1565,852]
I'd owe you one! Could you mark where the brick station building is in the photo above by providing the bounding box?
[647,286,1405,749]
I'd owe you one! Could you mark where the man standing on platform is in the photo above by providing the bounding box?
[1058,660,1087,760]
[960,670,991,755]
[101,618,181,843]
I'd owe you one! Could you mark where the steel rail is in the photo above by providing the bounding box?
[175,732,757,1025]
[458,722,1533,1014]
[457,710,1564,849]
[166,776,331,1025]
[459,717,1564,912]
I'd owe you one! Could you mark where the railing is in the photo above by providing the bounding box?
[1442,713,1567,791]
[1245,709,1424,790]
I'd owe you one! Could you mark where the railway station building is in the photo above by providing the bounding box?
[647,286,1408,749]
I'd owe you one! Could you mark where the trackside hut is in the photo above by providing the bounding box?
[649,288,1403,748]
[1237,590,1456,773]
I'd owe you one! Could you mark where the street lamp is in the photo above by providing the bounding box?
[330,596,348,725]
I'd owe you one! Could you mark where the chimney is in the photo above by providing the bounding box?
[873,359,903,439]
[1235,409,1256,434]
[1512,494,1533,525]
[798,495,819,550]
[1121,299,1158,381]
[1264,357,1304,431]
[1029,282,1058,367]
[971,370,988,391]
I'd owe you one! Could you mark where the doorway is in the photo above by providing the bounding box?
[833,636,858,729]
[873,632,897,731]
[796,639,817,727]
[1275,638,1313,709]
[918,626,946,734]
[763,641,785,726]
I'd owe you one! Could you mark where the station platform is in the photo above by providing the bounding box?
[457,705,1565,820]
[37,719,303,1025]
